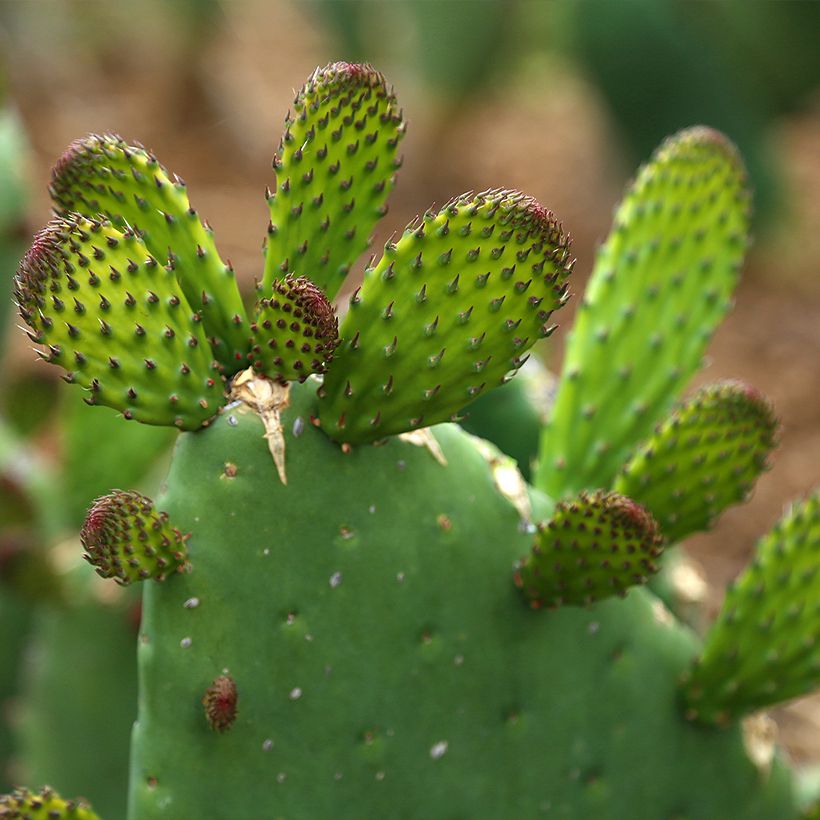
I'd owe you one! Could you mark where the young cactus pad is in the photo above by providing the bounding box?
[614,381,779,543]
[536,127,750,499]
[682,492,820,725]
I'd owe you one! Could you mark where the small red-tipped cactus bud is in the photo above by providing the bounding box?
[615,381,779,543]
[203,674,238,732]
[514,491,663,609]
[81,491,189,585]
[249,275,339,382]
[318,189,573,443]
[0,785,100,819]
[264,62,405,299]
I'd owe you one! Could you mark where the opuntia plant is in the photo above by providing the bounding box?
[5,62,819,819]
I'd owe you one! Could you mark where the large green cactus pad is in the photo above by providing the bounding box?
[263,62,404,299]
[536,127,750,498]
[129,382,797,819]
[50,133,250,370]
[318,191,572,443]
[682,492,820,725]
[514,491,663,608]
[15,216,223,429]
[614,381,779,543]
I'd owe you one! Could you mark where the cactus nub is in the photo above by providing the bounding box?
[81,491,189,584]
[0,786,100,819]
[614,381,779,543]
[263,62,405,299]
[249,274,339,381]
[203,674,238,732]
[514,491,663,608]
[318,190,573,443]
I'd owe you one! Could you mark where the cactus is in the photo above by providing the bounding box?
[5,62,819,819]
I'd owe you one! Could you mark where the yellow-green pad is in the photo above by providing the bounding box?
[249,275,339,382]
[15,215,223,429]
[536,127,750,499]
[263,62,404,299]
[50,133,250,370]
[318,190,572,443]
[614,381,779,543]
[0,786,99,819]
[81,490,189,584]
[514,490,663,608]
[682,491,820,725]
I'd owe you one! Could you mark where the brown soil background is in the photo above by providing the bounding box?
[2,0,818,770]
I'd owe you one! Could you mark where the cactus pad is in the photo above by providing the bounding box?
[15,215,224,429]
[81,491,189,584]
[514,491,663,608]
[536,127,750,498]
[249,275,339,381]
[318,190,572,443]
[50,133,250,370]
[682,492,820,725]
[614,381,779,543]
[263,62,405,299]
[0,786,99,819]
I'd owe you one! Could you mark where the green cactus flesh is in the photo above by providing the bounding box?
[249,275,339,382]
[318,191,572,443]
[81,491,189,584]
[536,127,750,499]
[514,491,663,608]
[15,216,224,430]
[17,581,138,820]
[128,381,797,819]
[682,492,820,725]
[263,62,405,300]
[0,786,99,819]
[614,381,779,544]
[50,134,250,371]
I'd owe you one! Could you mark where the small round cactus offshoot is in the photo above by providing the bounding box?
[514,491,663,608]
[81,491,190,584]
[0,785,100,819]
[249,274,339,382]
[203,674,238,733]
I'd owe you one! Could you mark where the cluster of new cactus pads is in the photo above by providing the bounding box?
[4,61,819,819]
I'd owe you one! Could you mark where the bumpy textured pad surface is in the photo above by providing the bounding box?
[50,134,250,370]
[81,491,189,584]
[536,127,750,499]
[0,786,99,819]
[682,491,820,725]
[263,62,404,299]
[249,275,339,382]
[129,381,796,819]
[614,381,779,544]
[15,216,224,429]
[318,190,572,443]
[514,491,663,608]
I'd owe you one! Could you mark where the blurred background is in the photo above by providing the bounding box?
[0,0,818,811]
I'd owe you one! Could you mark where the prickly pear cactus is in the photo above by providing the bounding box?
[7,62,819,819]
